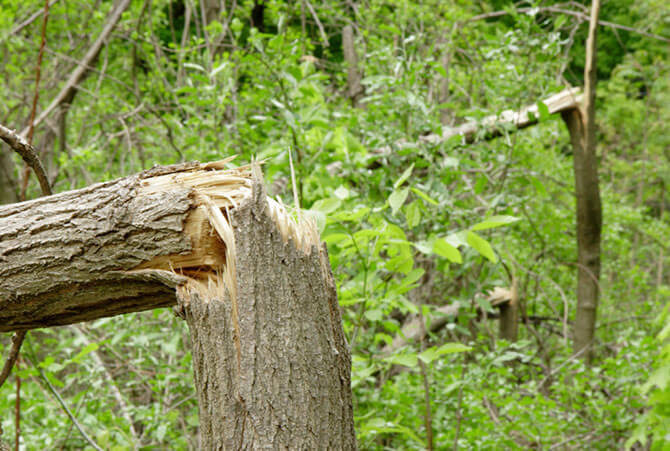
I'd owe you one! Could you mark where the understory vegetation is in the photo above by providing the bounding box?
[1,0,669,449]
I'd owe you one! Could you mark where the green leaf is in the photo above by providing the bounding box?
[466,231,497,262]
[71,342,100,364]
[418,347,441,364]
[413,240,433,255]
[411,187,438,206]
[537,101,551,121]
[471,215,520,231]
[433,238,462,263]
[384,352,418,368]
[311,198,341,214]
[389,187,410,215]
[365,309,383,322]
[419,342,472,364]
[394,163,415,189]
[405,201,421,228]
[436,342,472,354]
[156,423,167,441]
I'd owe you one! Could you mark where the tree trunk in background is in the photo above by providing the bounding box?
[0,150,18,205]
[564,0,603,363]
[342,25,364,108]
[180,172,356,450]
[498,279,518,342]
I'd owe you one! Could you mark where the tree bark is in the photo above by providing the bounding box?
[0,150,18,205]
[497,281,518,342]
[342,25,364,108]
[565,0,602,363]
[179,170,356,449]
[0,164,197,331]
[0,160,248,331]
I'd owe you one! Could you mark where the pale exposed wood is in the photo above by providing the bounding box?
[424,87,583,145]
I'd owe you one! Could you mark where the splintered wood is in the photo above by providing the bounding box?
[0,157,319,331]
[135,159,319,301]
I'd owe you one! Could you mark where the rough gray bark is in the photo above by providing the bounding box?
[0,168,195,331]
[180,175,356,450]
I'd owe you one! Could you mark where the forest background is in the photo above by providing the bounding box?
[0,0,669,449]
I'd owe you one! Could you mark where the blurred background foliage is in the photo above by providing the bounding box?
[0,0,669,449]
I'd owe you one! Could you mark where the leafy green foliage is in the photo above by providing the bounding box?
[1,0,669,448]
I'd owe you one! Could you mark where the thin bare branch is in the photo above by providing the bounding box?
[0,331,26,390]
[0,125,51,196]
[20,0,133,137]
[303,0,329,47]
[468,6,670,44]
[33,361,104,451]
[10,0,60,36]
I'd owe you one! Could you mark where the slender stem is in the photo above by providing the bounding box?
[14,360,20,451]
[25,353,103,451]
[419,359,434,451]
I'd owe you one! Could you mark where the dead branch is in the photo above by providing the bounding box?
[0,125,51,196]
[468,6,670,44]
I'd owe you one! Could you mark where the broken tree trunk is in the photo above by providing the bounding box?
[566,0,603,363]
[0,160,356,448]
[180,166,355,449]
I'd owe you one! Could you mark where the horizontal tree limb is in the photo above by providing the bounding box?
[0,159,263,331]
[372,87,583,159]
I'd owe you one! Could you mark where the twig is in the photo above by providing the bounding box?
[303,0,329,47]
[418,312,434,451]
[0,125,51,197]
[15,359,20,451]
[10,0,60,36]
[20,0,133,137]
[33,362,104,451]
[0,330,25,390]
[452,358,466,450]
[19,0,51,201]
[468,6,670,44]
[74,326,139,441]
[0,3,53,434]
